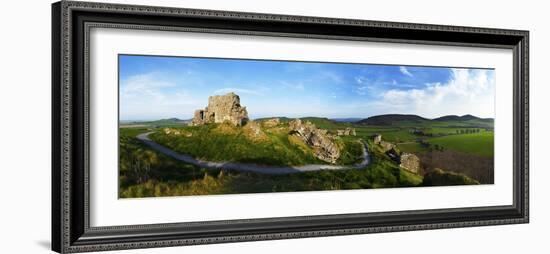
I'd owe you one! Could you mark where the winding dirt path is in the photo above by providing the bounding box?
[136,132,370,174]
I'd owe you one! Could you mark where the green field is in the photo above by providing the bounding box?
[397,142,427,153]
[428,131,494,157]
[119,115,491,197]
[395,130,494,156]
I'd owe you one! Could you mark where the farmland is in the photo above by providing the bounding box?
[119,114,492,197]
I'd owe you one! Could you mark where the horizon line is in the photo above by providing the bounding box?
[120,113,495,122]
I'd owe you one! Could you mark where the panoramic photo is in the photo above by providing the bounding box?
[118,54,495,198]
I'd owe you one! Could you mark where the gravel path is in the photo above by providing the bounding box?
[136,132,370,174]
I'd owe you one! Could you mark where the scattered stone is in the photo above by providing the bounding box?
[163,128,192,137]
[386,147,400,160]
[191,92,249,126]
[164,128,179,135]
[288,119,341,164]
[399,153,420,173]
[379,141,395,152]
[243,121,266,141]
[336,127,357,136]
[373,134,382,144]
[374,134,421,173]
[263,118,281,128]
[247,121,262,136]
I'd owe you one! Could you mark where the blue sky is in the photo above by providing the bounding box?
[119,55,495,121]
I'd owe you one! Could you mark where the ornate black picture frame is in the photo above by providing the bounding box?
[52,1,529,253]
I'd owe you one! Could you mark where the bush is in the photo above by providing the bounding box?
[422,168,480,186]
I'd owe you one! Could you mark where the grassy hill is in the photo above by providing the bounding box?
[149,121,363,166]
[118,113,490,197]
[254,117,349,130]
[118,124,427,198]
[358,114,429,125]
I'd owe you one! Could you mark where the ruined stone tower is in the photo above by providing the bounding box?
[191,92,249,126]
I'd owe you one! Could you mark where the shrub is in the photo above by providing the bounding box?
[422,168,480,186]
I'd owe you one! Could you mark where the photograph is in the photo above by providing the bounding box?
[118,55,495,198]
[44,1,534,253]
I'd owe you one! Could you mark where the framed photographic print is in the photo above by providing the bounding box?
[51,1,529,253]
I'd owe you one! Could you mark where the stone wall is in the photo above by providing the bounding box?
[191,92,249,126]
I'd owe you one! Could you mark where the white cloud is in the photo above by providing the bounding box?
[369,69,495,118]
[399,66,413,77]
[120,73,174,100]
[355,85,371,95]
[279,81,305,91]
[354,76,406,95]
[320,71,343,83]
[355,76,365,84]
[120,73,201,120]
[354,76,373,95]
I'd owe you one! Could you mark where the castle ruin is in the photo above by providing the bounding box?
[190,92,249,126]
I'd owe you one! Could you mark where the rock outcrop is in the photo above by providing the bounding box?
[163,128,192,137]
[373,134,393,151]
[336,127,356,136]
[288,119,341,164]
[238,120,269,142]
[373,134,382,144]
[399,153,420,173]
[373,134,421,173]
[191,92,249,126]
[262,118,281,128]
[379,141,395,152]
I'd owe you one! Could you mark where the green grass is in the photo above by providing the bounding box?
[424,127,486,136]
[427,131,494,157]
[118,116,491,198]
[119,127,207,196]
[149,122,366,166]
[354,127,410,143]
[300,117,351,130]
[397,142,428,153]
[150,123,319,166]
[120,149,425,198]
[364,139,423,187]
[337,139,365,165]
[118,126,427,198]
[119,127,151,138]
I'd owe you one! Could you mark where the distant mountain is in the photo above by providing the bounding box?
[300,117,332,122]
[358,114,429,125]
[155,118,192,125]
[253,117,292,122]
[254,117,333,123]
[331,118,363,123]
[357,114,493,126]
[255,114,493,127]
[121,118,191,126]
[433,114,493,122]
